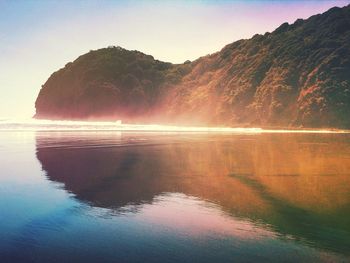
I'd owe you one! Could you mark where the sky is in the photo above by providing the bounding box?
[1,0,349,118]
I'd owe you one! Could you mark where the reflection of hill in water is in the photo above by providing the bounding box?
[35,132,350,255]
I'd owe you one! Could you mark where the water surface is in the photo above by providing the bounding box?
[1,131,350,262]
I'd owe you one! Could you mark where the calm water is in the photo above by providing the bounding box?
[1,130,350,262]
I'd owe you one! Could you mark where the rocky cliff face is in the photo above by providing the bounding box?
[35,5,350,128]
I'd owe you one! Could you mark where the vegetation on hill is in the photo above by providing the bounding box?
[35,46,192,120]
[35,5,350,128]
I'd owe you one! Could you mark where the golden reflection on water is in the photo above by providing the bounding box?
[35,132,350,254]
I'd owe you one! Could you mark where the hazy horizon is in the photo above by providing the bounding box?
[1,0,349,118]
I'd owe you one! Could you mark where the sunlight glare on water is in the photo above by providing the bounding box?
[0,118,348,133]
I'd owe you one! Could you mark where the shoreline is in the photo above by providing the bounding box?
[1,118,350,133]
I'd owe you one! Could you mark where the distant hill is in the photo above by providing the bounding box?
[35,5,350,128]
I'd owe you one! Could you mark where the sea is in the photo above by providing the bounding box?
[1,119,350,262]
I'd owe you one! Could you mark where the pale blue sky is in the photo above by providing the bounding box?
[1,0,349,118]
